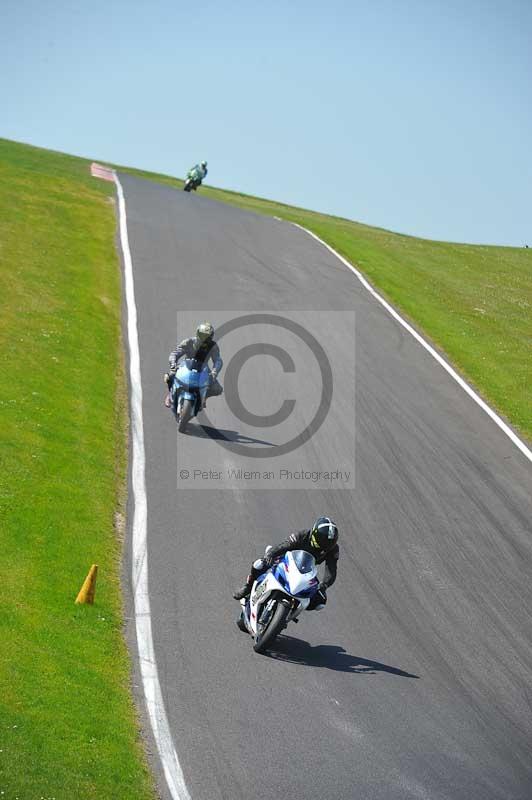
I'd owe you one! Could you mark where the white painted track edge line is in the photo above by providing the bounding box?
[114,173,192,800]
[292,222,532,464]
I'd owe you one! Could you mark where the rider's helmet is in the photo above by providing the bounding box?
[309,516,338,551]
[196,321,214,342]
[200,160,207,168]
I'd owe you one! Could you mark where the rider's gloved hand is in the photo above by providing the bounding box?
[263,553,275,568]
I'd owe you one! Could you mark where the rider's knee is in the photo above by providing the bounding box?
[309,593,327,611]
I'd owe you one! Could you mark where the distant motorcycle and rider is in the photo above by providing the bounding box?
[164,321,223,432]
[184,160,208,192]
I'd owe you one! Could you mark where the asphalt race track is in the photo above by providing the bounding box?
[119,173,532,800]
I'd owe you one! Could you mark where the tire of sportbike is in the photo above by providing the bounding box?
[253,601,290,654]
[178,398,194,432]
[184,184,191,192]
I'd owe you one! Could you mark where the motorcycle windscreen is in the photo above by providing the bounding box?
[286,550,318,596]
[175,361,210,389]
[291,550,316,574]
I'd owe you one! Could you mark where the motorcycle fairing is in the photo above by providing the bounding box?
[243,550,319,635]
[172,360,211,413]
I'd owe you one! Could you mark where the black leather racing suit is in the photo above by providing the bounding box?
[250,529,339,609]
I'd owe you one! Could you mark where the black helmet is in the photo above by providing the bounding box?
[309,516,338,550]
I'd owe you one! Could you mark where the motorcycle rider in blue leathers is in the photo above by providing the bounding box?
[233,517,339,610]
[164,321,223,409]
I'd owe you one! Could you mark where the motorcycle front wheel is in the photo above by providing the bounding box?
[178,398,194,432]
[253,601,290,654]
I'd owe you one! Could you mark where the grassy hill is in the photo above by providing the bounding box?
[0,138,155,798]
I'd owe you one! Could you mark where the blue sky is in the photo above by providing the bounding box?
[2,0,530,245]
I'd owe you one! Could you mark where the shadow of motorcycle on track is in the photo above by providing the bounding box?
[185,424,277,447]
[267,636,420,678]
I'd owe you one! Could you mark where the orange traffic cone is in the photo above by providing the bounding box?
[75,564,98,604]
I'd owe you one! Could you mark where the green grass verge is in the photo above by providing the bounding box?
[116,163,531,443]
[0,139,155,798]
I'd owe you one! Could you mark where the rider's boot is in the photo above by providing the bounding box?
[164,373,172,408]
[233,575,253,600]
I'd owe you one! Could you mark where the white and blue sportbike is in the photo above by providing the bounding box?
[238,549,320,654]
[171,357,211,432]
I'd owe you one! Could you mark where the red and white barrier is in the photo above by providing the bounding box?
[90,162,115,182]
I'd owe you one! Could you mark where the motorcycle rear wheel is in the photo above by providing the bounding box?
[178,398,194,432]
[253,601,290,654]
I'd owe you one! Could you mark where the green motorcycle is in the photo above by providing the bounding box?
[184,162,207,192]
